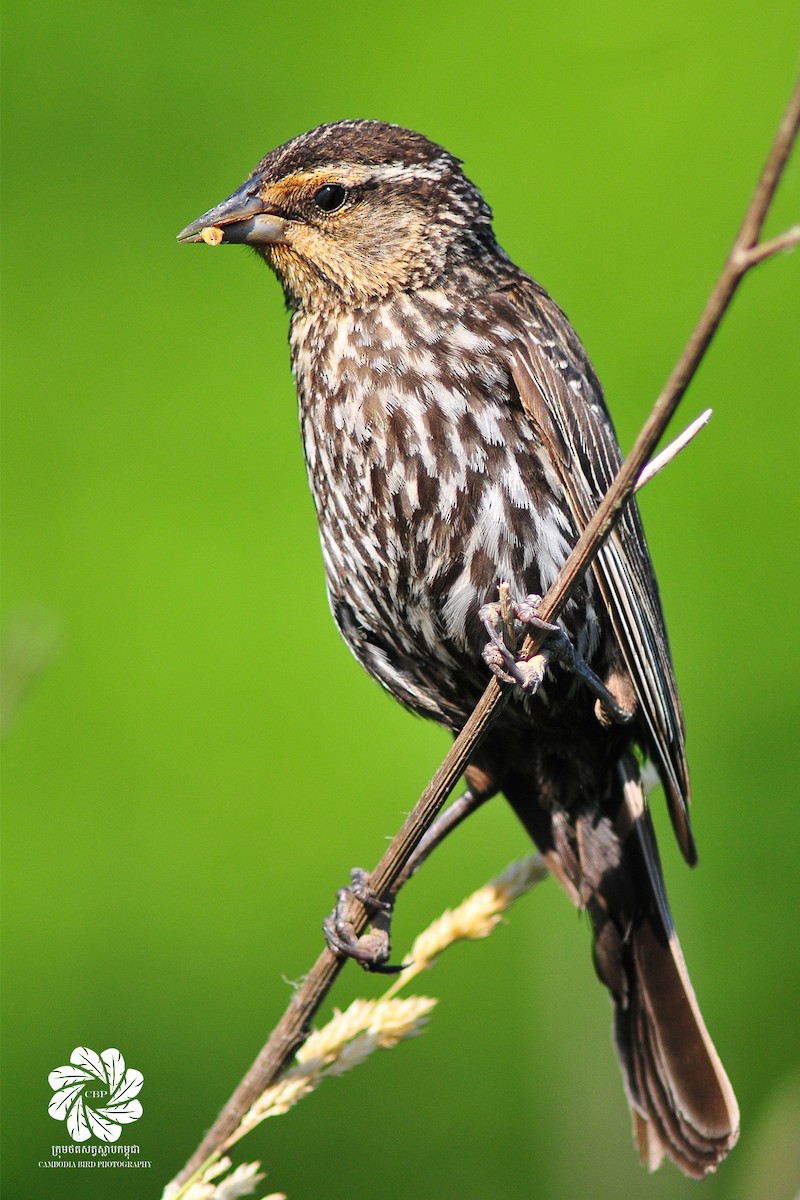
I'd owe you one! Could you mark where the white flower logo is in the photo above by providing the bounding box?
[47,1046,143,1142]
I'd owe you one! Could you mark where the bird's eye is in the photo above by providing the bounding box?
[314,184,348,213]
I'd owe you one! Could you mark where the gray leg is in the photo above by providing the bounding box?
[323,783,496,972]
[392,785,495,895]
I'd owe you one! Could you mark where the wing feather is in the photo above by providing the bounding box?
[494,280,695,862]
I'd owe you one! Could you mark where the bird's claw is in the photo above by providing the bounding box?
[480,588,556,696]
[481,640,548,691]
[323,868,403,974]
[480,585,634,723]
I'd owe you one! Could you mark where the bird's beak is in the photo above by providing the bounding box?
[177,176,288,246]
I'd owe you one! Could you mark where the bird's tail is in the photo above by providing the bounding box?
[504,756,739,1177]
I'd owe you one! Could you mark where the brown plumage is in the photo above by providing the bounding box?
[179,120,739,1176]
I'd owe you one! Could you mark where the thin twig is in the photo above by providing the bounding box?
[739,224,800,268]
[169,75,799,1195]
[634,409,711,491]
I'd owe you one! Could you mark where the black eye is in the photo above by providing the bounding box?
[314,183,348,213]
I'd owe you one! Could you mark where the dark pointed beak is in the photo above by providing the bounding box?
[177,177,288,246]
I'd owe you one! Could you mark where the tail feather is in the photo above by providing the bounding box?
[503,757,739,1177]
[618,758,743,1171]
[617,761,739,1175]
[621,889,740,1175]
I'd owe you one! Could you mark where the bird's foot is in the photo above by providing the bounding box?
[323,868,403,974]
[480,585,557,693]
[480,584,634,724]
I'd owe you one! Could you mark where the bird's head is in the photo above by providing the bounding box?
[178,120,495,309]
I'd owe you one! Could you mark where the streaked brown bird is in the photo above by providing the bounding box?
[179,120,739,1176]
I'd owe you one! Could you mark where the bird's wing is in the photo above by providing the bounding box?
[494,278,695,863]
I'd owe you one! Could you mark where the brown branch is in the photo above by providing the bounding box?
[169,75,799,1195]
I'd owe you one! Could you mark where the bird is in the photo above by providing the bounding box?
[178,119,739,1177]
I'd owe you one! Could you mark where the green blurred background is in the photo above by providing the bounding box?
[3,2,799,1197]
